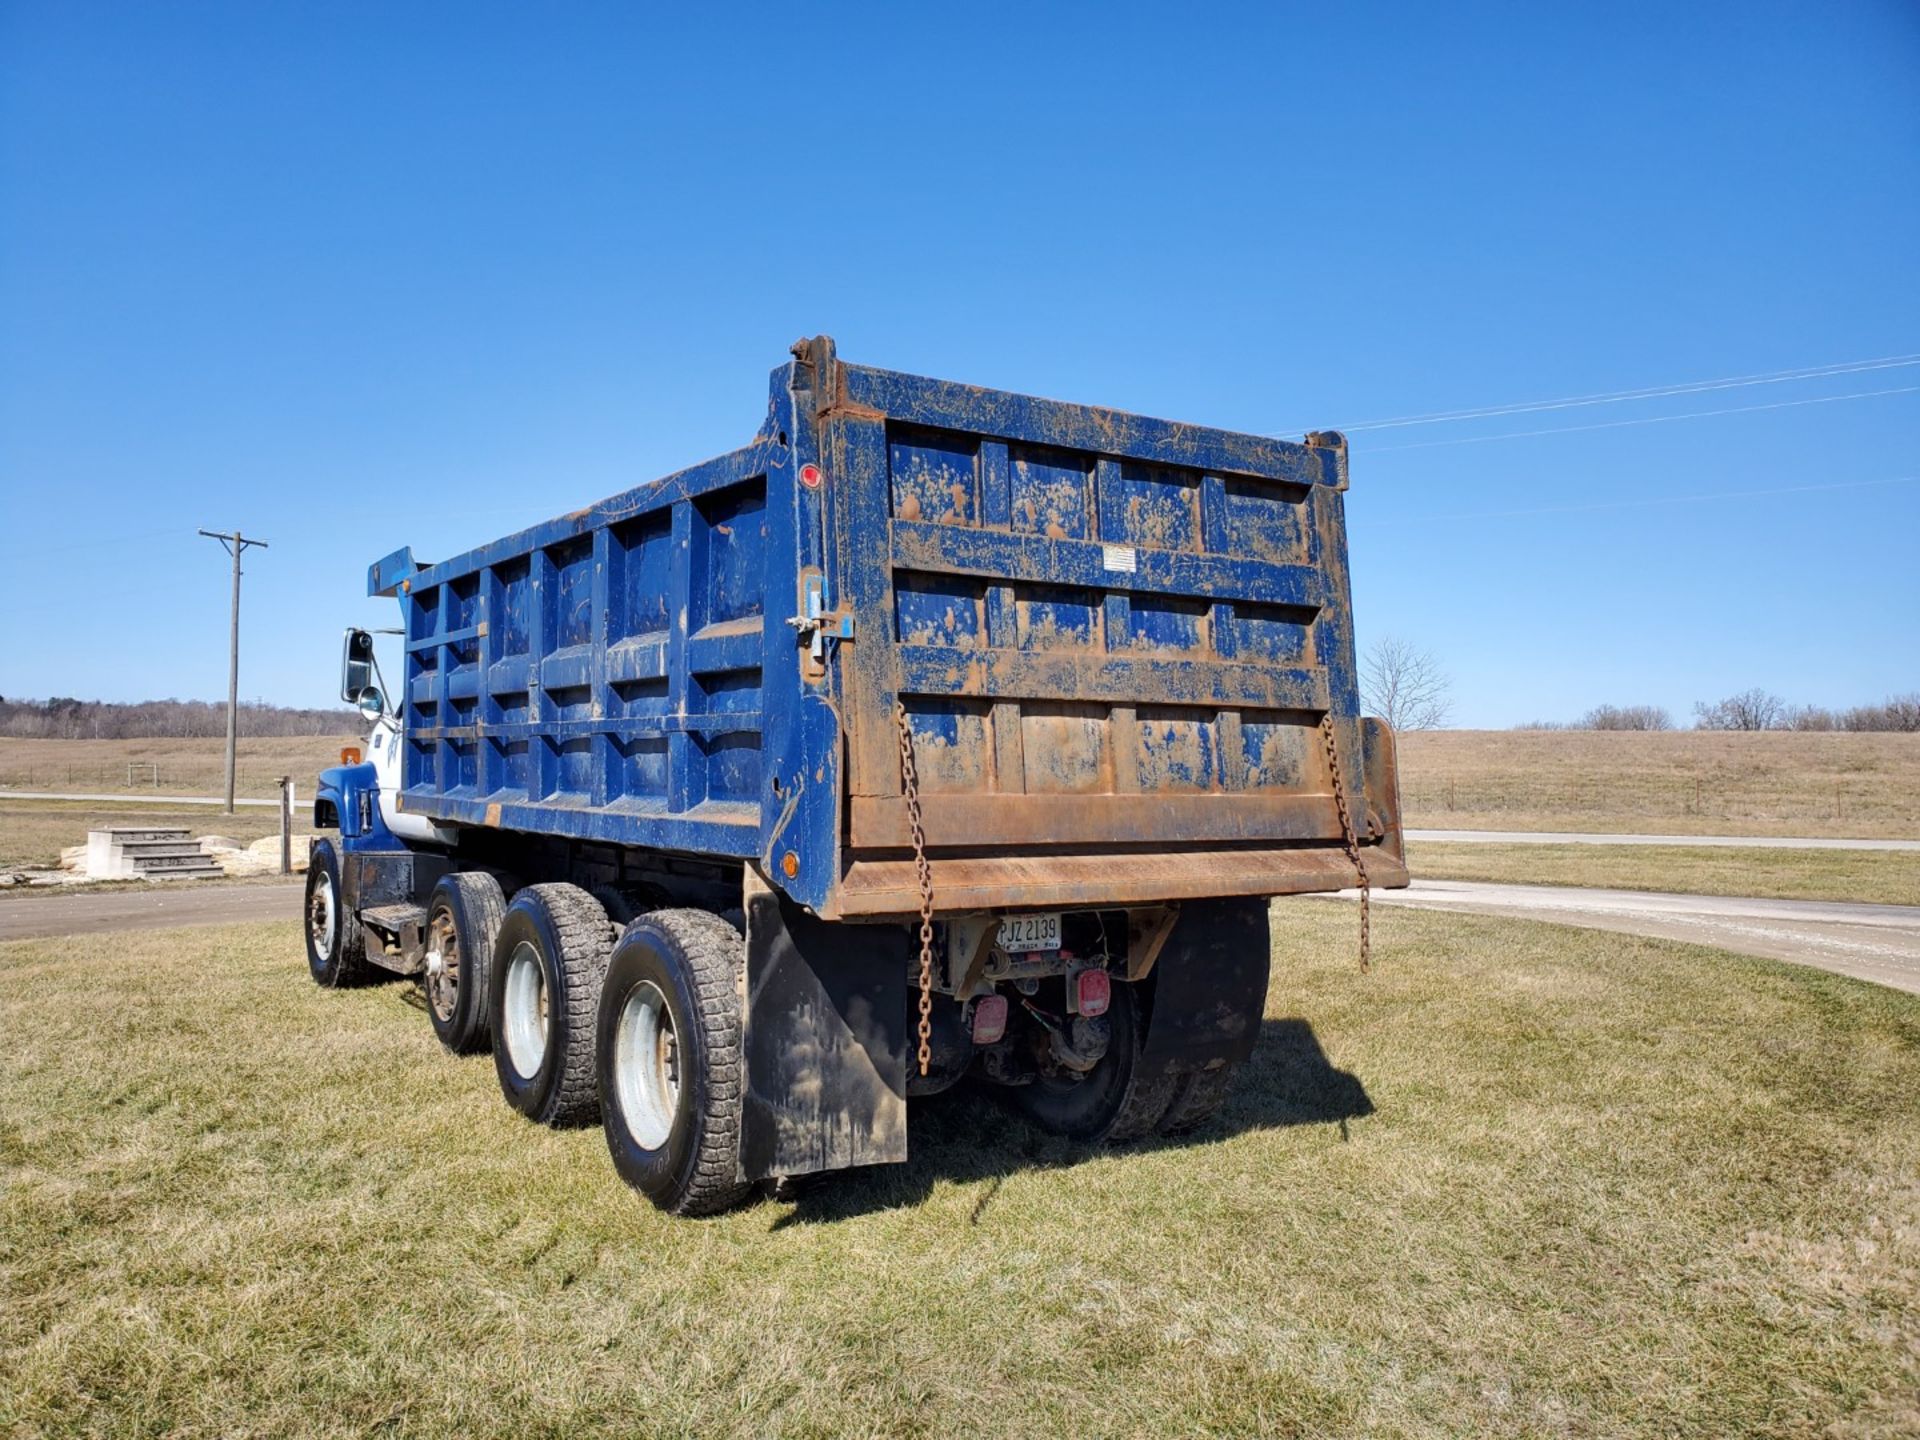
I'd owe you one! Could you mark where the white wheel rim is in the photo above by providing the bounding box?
[310,874,337,955]
[613,980,679,1151]
[502,942,549,1078]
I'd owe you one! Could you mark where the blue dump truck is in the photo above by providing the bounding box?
[305,337,1408,1214]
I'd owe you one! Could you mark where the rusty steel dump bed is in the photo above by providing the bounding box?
[370,337,1407,918]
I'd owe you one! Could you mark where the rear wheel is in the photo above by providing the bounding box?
[1011,979,1178,1142]
[488,884,611,1127]
[424,872,504,1054]
[1159,1065,1239,1135]
[304,838,372,988]
[597,908,751,1216]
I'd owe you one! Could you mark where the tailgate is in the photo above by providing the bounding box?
[822,356,1370,863]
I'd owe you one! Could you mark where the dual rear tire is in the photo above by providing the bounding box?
[487,884,614,1129]
[475,887,750,1215]
[596,909,751,1217]
[1012,979,1239,1142]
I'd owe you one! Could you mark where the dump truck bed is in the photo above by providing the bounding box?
[372,338,1406,917]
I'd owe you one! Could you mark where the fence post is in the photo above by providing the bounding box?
[277,776,292,875]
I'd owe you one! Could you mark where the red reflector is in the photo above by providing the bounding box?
[799,463,824,489]
[971,994,1008,1045]
[1075,968,1112,1018]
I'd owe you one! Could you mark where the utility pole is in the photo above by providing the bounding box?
[198,528,269,814]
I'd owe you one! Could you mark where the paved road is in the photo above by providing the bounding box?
[1,790,278,807]
[1336,878,1920,994]
[0,881,302,941]
[1406,828,1920,852]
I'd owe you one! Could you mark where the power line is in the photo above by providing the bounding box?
[1272,350,1920,437]
[1363,384,1920,453]
[1361,474,1918,527]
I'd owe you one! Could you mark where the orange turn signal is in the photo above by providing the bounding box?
[341,747,362,764]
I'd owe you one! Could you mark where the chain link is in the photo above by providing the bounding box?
[1320,712,1371,973]
[894,701,936,1076]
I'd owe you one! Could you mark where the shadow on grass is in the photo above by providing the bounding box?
[769,1018,1371,1228]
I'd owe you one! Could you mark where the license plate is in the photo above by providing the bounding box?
[997,912,1061,954]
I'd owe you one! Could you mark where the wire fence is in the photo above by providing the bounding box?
[0,762,295,800]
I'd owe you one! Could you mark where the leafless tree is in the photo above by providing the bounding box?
[1361,637,1453,731]
[1581,704,1673,731]
[1839,693,1920,732]
[1693,689,1786,731]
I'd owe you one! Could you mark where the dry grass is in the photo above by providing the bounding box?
[0,799,287,870]
[1399,729,1920,839]
[0,734,359,801]
[3,905,1917,1437]
[1407,840,1920,906]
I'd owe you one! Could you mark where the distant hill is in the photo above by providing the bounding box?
[0,697,362,740]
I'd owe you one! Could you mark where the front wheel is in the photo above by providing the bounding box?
[304,838,372,988]
[597,908,751,1216]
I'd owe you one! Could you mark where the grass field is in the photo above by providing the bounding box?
[0,799,287,870]
[3,905,1915,1438]
[1399,729,1920,840]
[1407,840,1920,906]
[0,734,358,801]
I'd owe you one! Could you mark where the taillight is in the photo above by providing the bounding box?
[1074,968,1112,1018]
[799,463,824,489]
[970,994,1008,1045]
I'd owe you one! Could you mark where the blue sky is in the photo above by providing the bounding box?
[2,1,1915,728]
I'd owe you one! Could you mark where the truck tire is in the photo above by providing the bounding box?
[1158,1065,1238,1135]
[304,838,373,988]
[589,883,670,940]
[488,883,611,1127]
[1011,979,1178,1143]
[596,908,751,1216]
[424,871,504,1055]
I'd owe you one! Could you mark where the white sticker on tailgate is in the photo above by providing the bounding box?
[1102,544,1137,573]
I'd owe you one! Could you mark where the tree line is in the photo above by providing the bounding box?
[1516,690,1920,733]
[1350,638,1915,735]
[0,697,362,740]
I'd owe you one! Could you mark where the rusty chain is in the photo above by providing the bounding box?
[894,701,935,1076]
[1319,712,1371,973]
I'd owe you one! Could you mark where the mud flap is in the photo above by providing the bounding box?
[739,874,909,1182]
[1137,896,1271,1079]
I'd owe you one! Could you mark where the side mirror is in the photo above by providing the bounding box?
[355,686,388,723]
[341,628,375,705]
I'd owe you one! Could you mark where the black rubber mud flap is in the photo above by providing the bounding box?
[1136,896,1271,1079]
[739,872,909,1183]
